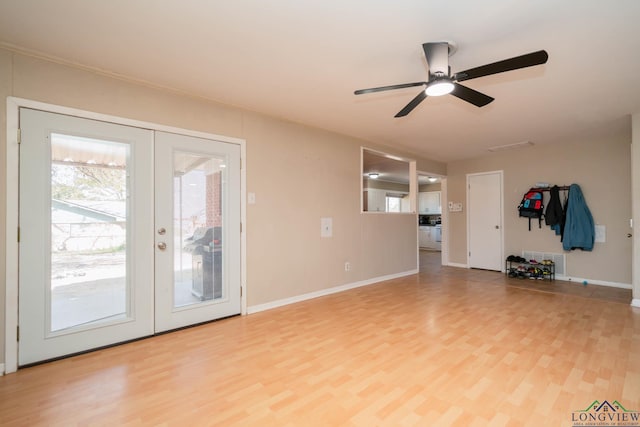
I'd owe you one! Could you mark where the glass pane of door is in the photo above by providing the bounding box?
[173,152,226,308]
[49,134,129,332]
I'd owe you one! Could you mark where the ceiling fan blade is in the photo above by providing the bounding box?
[454,50,548,82]
[354,82,426,95]
[450,83,494,107]
[422,42,449,76]
[394,90,428,117]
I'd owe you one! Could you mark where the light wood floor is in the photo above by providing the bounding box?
[420,250,634,305]
[1,253,639,426]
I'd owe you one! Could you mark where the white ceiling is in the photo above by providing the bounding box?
[1,1,639,163]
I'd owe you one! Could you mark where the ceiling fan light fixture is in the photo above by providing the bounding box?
[425,80,454,97]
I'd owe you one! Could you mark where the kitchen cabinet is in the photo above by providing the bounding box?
[418,191,441,214]
[366,189,410,212]
[419,226,430,248]
[419,225,442,250]
[365,189,386,212]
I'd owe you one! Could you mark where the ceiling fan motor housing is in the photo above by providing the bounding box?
[423,42,451,78]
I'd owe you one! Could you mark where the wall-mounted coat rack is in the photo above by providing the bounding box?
[528,185,570,192]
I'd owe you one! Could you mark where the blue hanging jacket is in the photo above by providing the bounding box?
[562,184,594,251]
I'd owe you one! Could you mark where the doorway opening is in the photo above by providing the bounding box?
[417,173,446,270]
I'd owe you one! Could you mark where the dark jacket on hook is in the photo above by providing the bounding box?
[562,184,594,251]
[545,185,565,236]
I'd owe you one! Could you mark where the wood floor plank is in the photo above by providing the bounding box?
[1,252,639,426]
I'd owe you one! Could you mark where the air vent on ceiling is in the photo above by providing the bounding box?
[488,141,534,152]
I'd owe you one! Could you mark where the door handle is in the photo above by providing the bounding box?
[157,242,167,250]
[495,225,500,229]
[157,227,166,235]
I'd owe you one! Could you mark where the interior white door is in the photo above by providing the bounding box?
[468,172,503,271]
[18,108,154,365]
[153,132,241,332]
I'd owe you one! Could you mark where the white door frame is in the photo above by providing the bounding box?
[466,170,504,270]
[632,113,640,308]
[4,97,247,374]
[440,177,449,266]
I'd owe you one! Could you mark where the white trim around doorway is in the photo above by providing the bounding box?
[4,97,247,374]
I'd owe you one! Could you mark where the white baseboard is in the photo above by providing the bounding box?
[558,276,632,290]
[246,269,633,315]
[631,299,640,308]
[447,262,468,268]
[445,266,630,289]
[247,269,418,315]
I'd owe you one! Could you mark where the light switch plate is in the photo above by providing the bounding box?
[321,217,332,238]
[595,224,606,243]
[449,202,463,212]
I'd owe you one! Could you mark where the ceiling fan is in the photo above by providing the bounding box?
[354,42,548,117]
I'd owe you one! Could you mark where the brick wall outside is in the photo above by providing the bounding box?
[206,171,222,227]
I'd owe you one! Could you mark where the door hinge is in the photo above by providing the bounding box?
[240,286,243,297]
[240,222,243,233]
[17,129,21,144]
[16,326,19,342]
[17,226,20,242]
[240,157,242,169]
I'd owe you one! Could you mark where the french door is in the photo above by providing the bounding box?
[18,109,241,365]
[154,131,241,332]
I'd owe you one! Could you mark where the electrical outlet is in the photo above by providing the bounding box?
[344,262,351,272]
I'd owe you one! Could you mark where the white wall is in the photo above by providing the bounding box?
[0,48,445,364]
[447,127,633,286]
